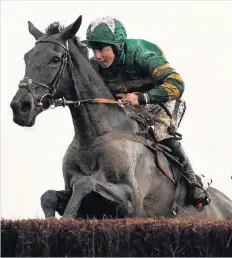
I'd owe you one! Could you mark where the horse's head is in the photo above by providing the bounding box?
[10,16,86,127]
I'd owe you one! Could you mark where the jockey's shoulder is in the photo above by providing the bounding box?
[125,39,165,59]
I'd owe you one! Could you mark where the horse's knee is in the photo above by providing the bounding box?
[73,177,96,192]
[41,190,58,209]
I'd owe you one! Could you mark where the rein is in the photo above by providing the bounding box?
[42,96,122,108]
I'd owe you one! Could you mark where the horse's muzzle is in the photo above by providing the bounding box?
[10,95,36,126]
[10,100,32,115]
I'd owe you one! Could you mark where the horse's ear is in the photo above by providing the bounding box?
[28,21,43,40]
[61,15,82,40]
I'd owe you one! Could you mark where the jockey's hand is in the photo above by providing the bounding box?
[116,93,139,106]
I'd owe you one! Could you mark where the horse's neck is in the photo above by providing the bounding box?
[68,55,139,144]
[69,104,138,143]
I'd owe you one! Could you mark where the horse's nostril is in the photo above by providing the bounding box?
[10,101,19,113]
[10,100,32,115]
[20,101,32,112]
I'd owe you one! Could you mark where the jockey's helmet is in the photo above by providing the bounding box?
[82,17,127,49]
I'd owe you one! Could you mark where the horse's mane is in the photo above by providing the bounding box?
[45,21,89,58]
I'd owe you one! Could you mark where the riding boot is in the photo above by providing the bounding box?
[160,138,209,206]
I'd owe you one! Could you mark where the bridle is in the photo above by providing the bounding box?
[18,39,120,111]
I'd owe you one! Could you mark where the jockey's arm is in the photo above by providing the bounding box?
[136,47,185,105]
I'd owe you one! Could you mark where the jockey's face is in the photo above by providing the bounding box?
[92,46,115,68]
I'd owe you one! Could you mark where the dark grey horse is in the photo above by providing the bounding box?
[10,16,232,220]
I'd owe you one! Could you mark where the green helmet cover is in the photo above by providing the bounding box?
[82,17,127,46]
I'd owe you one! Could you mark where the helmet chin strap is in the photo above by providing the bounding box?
[117,43,124,51]
[112,43,125,65]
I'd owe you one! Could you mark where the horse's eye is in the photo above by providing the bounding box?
[52,56,61,63]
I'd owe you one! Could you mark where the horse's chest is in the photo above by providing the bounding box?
[65,141,131,185]
[73,147,129,183]
[77,160,125,183]
[75,154,102,176]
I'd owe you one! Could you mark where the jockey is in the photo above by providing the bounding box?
[82,16,208,206]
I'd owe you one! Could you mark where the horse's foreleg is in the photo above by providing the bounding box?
[62,177,94,219]
[41,190,72,218]
[62,177,135,219]
[41,190,58,218]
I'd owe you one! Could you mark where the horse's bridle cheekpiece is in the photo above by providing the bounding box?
[18,39,120,111]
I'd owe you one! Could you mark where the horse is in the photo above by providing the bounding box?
[10,16,232,220]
